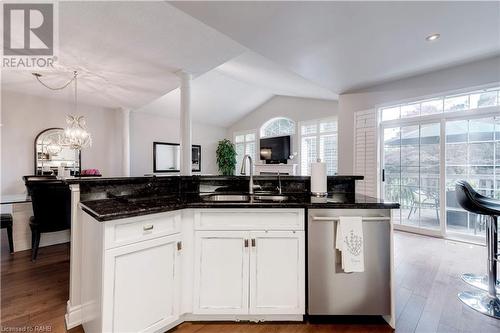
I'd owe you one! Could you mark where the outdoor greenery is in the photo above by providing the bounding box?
[216,139,237,176]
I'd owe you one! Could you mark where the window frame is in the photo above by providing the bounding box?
[233,129,257,175]
[378,83,500,242]
[298,117,338,176]
[260,117,296,138]
[379,84,500,123]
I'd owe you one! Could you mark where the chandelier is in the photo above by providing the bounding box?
[64,115,92,149]
[45,136,63,155]
[33,71,92,150]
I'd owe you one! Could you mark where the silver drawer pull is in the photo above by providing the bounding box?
[143,224,154,231]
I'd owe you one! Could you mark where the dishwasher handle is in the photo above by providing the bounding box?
[311,216,391,222]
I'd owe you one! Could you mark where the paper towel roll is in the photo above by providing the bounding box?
[311,161,327,196]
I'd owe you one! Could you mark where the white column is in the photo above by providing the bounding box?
[178,71,192,176]
[121,108,131,176]
[65,184,82,328]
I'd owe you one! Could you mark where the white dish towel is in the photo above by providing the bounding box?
[335,216,365,273]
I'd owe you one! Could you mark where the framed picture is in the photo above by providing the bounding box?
[153,142,201,173]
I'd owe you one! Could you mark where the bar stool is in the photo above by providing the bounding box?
[455,180,500,319]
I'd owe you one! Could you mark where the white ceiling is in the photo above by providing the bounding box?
[3,1,499,127]
[172,1,500,93]
[139,51,338,126]
[1,1,246,109]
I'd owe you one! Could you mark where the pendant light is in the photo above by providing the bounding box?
[63,71,92,150]
[33,71,92,150]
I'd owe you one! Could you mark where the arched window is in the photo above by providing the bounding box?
[260,117,295,138]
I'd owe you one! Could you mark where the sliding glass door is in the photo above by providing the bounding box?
[382,113,500,239]
[380,87,500,240]
[445,117,500,237]
[382,123,441,231]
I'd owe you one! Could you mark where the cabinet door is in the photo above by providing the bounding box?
[249,231,305,315]
[193,231,249,314]
[103,234,181,333]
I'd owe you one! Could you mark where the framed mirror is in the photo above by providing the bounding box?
[153,142,201,173]
[34,128,81,175]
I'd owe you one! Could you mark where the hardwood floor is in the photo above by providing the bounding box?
[1,231,499,332]
[0,235,83,333]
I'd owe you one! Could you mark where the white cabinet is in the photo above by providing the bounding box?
[192,210,305,316]
[81,208,305,333]
[81,211,183,333]
[102,234,181,333]
[249,231,305,315]
[193,231,249,314]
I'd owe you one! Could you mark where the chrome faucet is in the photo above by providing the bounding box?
[240,154,258,194]
[276,171,282,195]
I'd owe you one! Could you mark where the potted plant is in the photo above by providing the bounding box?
[216,139,237,175]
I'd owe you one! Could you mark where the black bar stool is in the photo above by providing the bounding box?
[1,213,14,253]
[455,180,500,319]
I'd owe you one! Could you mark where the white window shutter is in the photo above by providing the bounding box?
[354,109,378,197]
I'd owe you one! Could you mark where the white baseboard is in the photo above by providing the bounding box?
[182,313,304,322]
[65,301,83,329]
[72,311,303,332]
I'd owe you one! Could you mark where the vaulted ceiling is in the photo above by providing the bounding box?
[172,1,500,93]
[2,1,499,126]
[139,51,338,127]
[1,1,245,109]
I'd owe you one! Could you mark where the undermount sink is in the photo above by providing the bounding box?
[203,194,250,202]
[203,194,289,202]
[254,195,289,202]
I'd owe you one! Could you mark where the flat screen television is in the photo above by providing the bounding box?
[260,135,290,164]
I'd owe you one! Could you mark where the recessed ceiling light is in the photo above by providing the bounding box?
[426,33,440,42]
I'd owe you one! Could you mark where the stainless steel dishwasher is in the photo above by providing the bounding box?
[307,209,393,319]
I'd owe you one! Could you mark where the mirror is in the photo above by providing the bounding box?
[153,142,201,173]
[34,128,81,175]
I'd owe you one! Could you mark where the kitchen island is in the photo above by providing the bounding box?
[64,175,398,333]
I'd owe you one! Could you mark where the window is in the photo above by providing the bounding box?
[300,119,338,176]
[383,123,441,230]
[260,117,295,138]
[234,131,256,175]
[445,117,500,235]
[380,85,500,240]
[380,86,500,121]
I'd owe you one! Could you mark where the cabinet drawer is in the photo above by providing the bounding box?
[194,209,304,231]
[105,212,181,249]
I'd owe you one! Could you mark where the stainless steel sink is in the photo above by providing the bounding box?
[203,194,250,202]
[202,194,289,202]
[254,195,289,202]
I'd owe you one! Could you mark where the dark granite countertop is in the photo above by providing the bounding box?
[81,192,399,222]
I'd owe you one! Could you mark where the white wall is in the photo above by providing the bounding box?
[229,95,338,133]
[338,55,500,174]
[130,112,226,176]
[1,90,124,195]
[228,95,338,168]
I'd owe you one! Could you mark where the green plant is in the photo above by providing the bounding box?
[216,139,237,175]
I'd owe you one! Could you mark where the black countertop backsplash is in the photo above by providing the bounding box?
[66,175,398,222]
[81,192,398,222]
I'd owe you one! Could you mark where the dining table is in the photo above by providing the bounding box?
[1,194,32,205]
